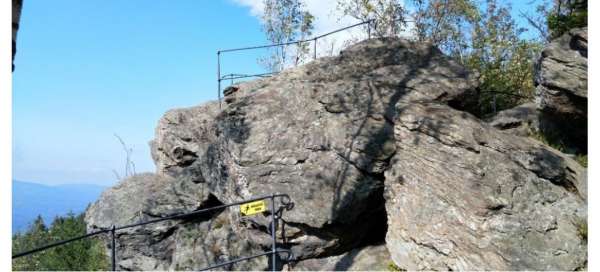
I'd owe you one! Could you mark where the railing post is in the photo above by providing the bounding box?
[367,20,371,39]
[313,38,317,60]
[270,195,277,271]
[111,225,116,271]
[217,51,222,109]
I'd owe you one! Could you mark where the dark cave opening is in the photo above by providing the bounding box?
[357,183,388,247]
[179,194,226,223]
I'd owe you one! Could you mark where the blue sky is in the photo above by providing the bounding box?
[12,0,270,186]
[12,0,542,186]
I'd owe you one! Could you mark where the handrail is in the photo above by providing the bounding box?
[12,194,294,271]
[218,19,373,54]
[12,228,110,259]
[217,19,377,109]
[221,72,277,82]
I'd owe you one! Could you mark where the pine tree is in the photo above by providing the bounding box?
[12,213,109,271]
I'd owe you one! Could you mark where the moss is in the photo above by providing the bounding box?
[575,154,587,168]
[574,218,587,243]
[387,261,405,271]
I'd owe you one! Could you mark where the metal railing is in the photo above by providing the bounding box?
[13,194,294,271]
[217,19,377,108]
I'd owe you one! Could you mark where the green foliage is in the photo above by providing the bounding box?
[12,212,109,271]
[575,154,588,168]
[336,0,543,116]
[465,0,543,116]
[547,0,587,38]
[409,0,479,57]
[337,0,407,38]
[260,0,315,72]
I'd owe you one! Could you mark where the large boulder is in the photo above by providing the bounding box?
[87,37,587,270]
[150,37,478,261]
[535,27,587,153]
[385,102,586,270]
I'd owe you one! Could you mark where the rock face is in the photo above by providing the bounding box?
[535,27,587,153]
[285,244,391,271]
[487,102,539,137]
[86,174,267,270]
[385,103,586,270]
[87,37,586,271]
[150,37,478,262]
[12,0,23,71]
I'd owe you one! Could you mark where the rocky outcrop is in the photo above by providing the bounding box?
[87,37,586,271]
[535,27,587,153]
[86,174,267,270]
[149,37,478,262]
[385,102,586,270]
[488,103,539,136]
[12,0,23,71]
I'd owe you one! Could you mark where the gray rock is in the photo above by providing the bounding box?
[285,244,392,271]
[487,103,539,137]
[88,37,587,271]
[535,27,587,152]
[385,102,587,270]
[85,173,266,271]
[151,37,478,261]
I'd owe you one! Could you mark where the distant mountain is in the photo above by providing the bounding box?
[12,180,106,234]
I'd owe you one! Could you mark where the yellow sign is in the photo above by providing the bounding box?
[240,200,267,216]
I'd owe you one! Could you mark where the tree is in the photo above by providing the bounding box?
[337,0,407,38]
[12,213,109,271]
[294,11,315,66]
[519,1,552,42]
[408,0,479,62]
[463,0,542,116]
[332,0,562,116]
[261,0,315,72]
[547,0,587,38]
[12,216,48,270]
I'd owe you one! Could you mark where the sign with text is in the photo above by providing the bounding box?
[240,200,267,216]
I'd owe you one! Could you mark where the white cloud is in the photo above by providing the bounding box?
[231,0,413,63]
[232,0,264,17]
[232,0,366,57]
[232,0,357,32]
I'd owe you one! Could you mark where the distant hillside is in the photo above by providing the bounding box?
[12,180,105,233]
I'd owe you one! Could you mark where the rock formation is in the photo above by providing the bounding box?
[87,37,587,271]
[12,0,23,71]
[385,102,586,270]
[86,174,267,270]
[487,103,539,137]
[535,27,587,153]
